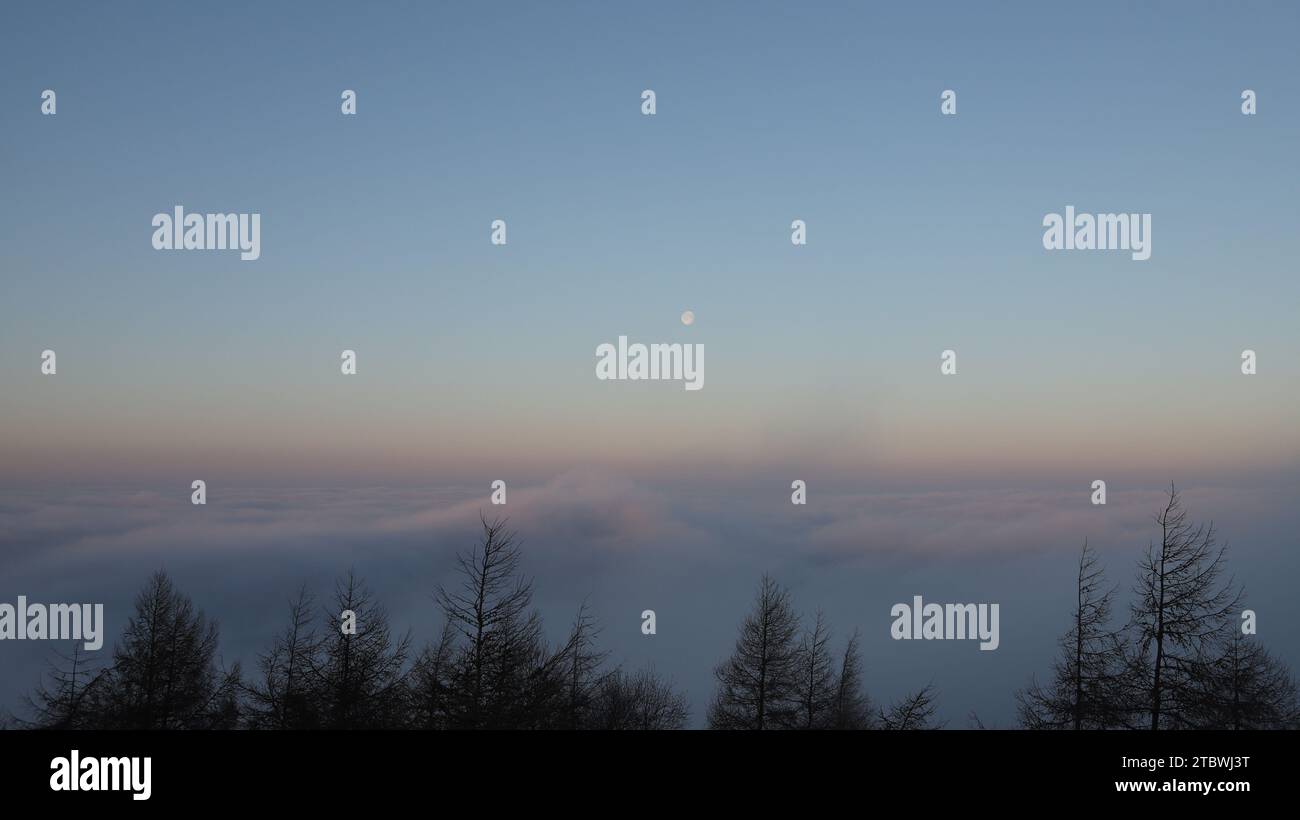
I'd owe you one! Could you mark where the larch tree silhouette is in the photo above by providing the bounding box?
[408,621,458,730]
[830,629,873,730]
[561,601,609,729]
[434,514,575,729]
[792,610,838,729]
[708,574,803,730]
[104,570,239,729]
[1016,486,1300,730]
[1016,542,1130,729]
[877,683,942,730]
[1185,627,1300,729]
[244,585,323,730]
[1130,486,1241,730]
[23,643,108,729]
[710,576,905,730]
[588,665,691,730]
[310,570,411,730]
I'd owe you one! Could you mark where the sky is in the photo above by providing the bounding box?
[1,1,1298,726]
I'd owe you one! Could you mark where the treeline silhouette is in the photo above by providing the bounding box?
[708,574,940,729]
[19,516,688,730]
[11,487,1299,730]
[1016,486,1298,730]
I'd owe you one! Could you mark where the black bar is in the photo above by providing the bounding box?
[1,729,1281,806]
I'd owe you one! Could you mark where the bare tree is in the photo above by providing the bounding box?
[310,571,411,729]
[590,665,690,730]
[792,610,837,729]
[437,515,574,728]
[830,629,873,729]
[708,574,801,730]
[244,586,322,729]
[101,571,234,729]
[877,683,942,730]
[561,601,609,729]
[1130,486,1241,730]
[438,515,533,726]
[23,644,108,729]
[407,621,457,729]
[1017,542,1129,729]
[1186,629,1299,729]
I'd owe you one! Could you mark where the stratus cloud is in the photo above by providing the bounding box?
[785,484,1298,563]
[2,476,1290,580]
[377,468,700,553]
[0,470,707,575]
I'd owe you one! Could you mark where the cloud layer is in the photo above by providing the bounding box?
[2,472,1297,727]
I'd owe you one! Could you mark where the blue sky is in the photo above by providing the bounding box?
[3,1,1298,481]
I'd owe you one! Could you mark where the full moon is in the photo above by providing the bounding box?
[681,310,695,326]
